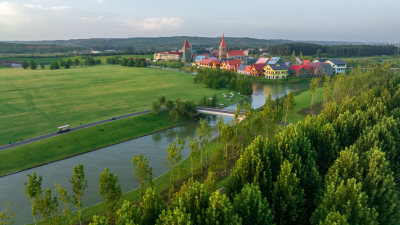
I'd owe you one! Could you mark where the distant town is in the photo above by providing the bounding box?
[154,35,347,80]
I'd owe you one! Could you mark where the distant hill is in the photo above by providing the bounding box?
[0,42,74,54]
[4,36,368,52]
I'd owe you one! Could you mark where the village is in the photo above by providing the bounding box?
[154,35,347,79]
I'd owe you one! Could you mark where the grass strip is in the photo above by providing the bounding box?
[0,110,190,176]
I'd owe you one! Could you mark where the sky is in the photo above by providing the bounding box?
[0,0,399,42]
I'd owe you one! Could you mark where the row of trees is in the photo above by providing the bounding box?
[270,43,399,57]
[195,68,253,95]
[151,96,196,120]
[106,56,148,67]
[22,57,101,70]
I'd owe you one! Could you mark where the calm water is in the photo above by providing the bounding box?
[0,81,309,224]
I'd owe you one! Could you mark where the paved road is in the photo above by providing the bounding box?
[0,107,231,152]
[0,109,155,151]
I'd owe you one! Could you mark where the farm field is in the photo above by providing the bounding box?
[0,65,243,145]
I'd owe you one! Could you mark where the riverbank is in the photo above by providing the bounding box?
[247,75,312,84]
[0,110,191,177]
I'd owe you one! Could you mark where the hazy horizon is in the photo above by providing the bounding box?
[0,0,399,43]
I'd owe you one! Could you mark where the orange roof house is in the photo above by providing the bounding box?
[222,60,241,71]
[251,63,266,77]
[199,58,220,68]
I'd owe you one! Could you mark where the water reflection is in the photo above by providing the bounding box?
[0,82,309,224]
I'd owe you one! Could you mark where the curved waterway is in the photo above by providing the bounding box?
[0,81,309,224]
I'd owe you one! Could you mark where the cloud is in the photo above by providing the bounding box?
[23,4,45,9]
[50,5,70,10]
[0,2,29,29]
[94,0,105,3]
[23,4,70,11]
[123,17,183,31]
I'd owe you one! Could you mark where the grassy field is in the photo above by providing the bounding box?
[287,87,324,123]
[0,54,152,64]
[0,110,191,176]
[338,55,400,67]
[0,65,245,145]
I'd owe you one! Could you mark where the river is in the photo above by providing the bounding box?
[0,81,309,225]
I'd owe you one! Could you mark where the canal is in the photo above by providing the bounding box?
[0,82,309,224]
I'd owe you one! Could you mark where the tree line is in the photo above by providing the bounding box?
[22,57,101,70]
[195,68,253,95]
[106,56,148,67]
[270,43,399,57]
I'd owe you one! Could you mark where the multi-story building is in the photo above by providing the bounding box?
[326,59,347,74]
[264,63,289,79]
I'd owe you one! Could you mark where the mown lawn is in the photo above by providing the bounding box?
[0,110,190,176]
[0,65,244,145]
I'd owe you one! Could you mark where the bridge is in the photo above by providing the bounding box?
[196,107,235,117]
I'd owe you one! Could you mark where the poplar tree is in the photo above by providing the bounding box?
[311,178,378,225]
[283,90,296,125]
[188,137,200,177]
[0,203,15,225]
[99,168,122,224]
[69,164,88,225]
[197,119,211,165]
[132,154,153,199]
[204,169,216,192]
[24,173,42,225]
[140,187,164,225]
[272,160,306,225]
[38,188,59,225]
[205,191,240,225]
[165,137,185,196]
[233,184,273,225]
[55,183,73,225]
[310,77,321,109]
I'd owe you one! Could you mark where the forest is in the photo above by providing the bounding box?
[270,43,399,57]
[1,65,399,225]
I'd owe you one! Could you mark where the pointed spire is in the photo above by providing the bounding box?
[220,34,227,47]
[183,40,190,48]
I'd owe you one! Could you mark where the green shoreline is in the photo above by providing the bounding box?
[0,110,191,177]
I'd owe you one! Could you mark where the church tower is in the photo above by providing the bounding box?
[182,40,191,63]
[218,34,227,60]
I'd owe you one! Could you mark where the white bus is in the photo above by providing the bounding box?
[58,125,70,133]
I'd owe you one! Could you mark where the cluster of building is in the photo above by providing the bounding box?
[153,35,347,79]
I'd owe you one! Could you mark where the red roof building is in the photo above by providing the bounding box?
[227,50,244,56]
[199,58,220,68]
[289,64,316,78]
[222,60,241,71]
[251,63,266,77]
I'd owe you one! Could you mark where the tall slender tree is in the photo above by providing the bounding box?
[69,164,88,225]
[99,168,122,224]
[132,154,153,199]
[24,173,42,225]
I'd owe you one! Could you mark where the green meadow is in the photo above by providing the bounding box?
[0,65,243,145]
[287,87,324,123]
[0,54,152,65]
